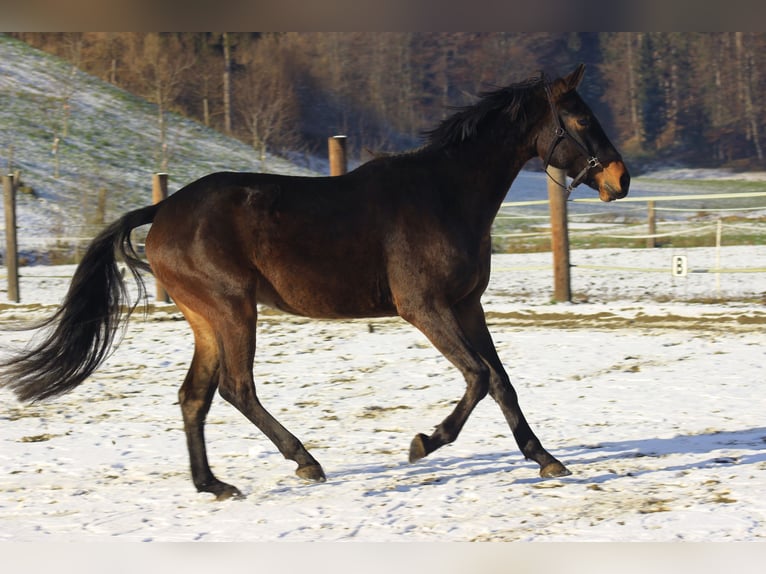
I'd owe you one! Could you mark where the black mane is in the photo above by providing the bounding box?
[423,75,545,148]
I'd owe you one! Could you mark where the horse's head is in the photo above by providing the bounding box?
[537,64,630,202]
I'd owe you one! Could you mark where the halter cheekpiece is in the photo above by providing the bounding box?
[541,76,602,198]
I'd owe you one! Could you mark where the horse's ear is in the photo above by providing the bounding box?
[564,63,586,90]
[549,64,586,99]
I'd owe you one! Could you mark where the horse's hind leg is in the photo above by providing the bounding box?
[178,307,244,500]
[215,305,326,483]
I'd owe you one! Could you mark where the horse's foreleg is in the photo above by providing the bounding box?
[454,299,571,478]
[487,375,570,477]
[216,314,326,483]
[399,302,491,462]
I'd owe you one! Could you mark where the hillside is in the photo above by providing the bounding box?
[0,35,318,261]
[13,32,766,170]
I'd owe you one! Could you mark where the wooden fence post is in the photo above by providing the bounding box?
[3,174,19,302]
[547,167,571,302]
[647,200,656,248]
[328,135,347,176]
[152,173,169,303]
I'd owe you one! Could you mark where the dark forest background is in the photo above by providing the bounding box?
[11,32,766,172]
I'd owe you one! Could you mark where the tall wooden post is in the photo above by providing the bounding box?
[328,135,347,176]
[152,173,170,303]
[646,200,656,248]
[3,174,19,302]
[547,168,571,302]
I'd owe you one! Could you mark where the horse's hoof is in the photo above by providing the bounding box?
[204,481,244,501]
[409,433,430,463]
[215,486,245,501]
[540,461,572,478]
[197,478,244,501]
[296,464,326,482]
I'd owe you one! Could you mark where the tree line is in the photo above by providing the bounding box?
[11,32,766,170]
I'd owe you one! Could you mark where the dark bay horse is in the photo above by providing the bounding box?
[0,64,628,500]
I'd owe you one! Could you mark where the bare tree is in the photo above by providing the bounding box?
[735,32,763,161]
[234,35,302,168]
[124,33,196,171]
[222,32,233,135]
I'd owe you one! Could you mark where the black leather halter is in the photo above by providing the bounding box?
[542,79,602,198]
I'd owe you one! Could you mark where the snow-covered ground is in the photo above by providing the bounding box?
[1,245,765,542]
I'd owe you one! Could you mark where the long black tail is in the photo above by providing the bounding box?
[0,204,160,402]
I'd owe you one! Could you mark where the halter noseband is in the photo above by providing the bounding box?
[542,78,602,198]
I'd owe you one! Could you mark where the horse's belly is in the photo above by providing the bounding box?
[254,270,395,319]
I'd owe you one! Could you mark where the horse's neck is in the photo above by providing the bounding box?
[441,135,536,231]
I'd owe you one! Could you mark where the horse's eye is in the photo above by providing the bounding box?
[577,118,590,128]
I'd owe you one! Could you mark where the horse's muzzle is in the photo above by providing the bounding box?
[594,160,630,202]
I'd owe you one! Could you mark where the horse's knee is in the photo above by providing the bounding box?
[488,373,518,402]
[468,364,491,401]
[218,379,256,408]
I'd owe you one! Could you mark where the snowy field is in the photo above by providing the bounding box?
[1,244,765,545]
